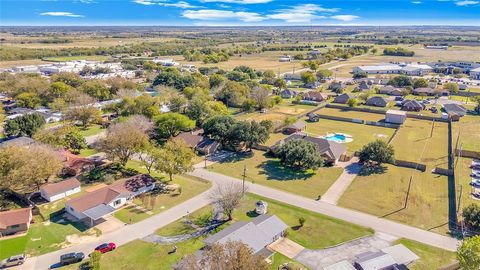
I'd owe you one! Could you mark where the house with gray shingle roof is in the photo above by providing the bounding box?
[365,96,388,107]
[283,121,306,135]
[279,89,298,99]
[333,93,355,104]
[203,214,288,257]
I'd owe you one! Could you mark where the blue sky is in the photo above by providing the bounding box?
[0,0,479,26]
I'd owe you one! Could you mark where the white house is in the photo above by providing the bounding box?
[385,110,407,124]
[40,178,81,202]
[65,174,156,226]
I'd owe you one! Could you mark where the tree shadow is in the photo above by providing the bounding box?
[215,152,252,164]
[246,210,259,218]
[257,160,315,181]
[358,165,388,176]
[49,209,89,232]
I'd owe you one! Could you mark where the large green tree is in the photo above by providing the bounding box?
[203,115,237,147]
[232,121,269,150]
[359,140,395,166]
[413,78,429,89]
[155,140,195,181]
[4,113,46,137]
[154,112,195,140]
[301,71,317,85]
[34,125,87,154]
[277,139,324,170]
[457,236,480,270]
[463,204,480,232]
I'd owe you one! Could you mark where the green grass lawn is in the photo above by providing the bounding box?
[390,118,448,170]
[395,239,456,270]
[338,164,450,234]
[304,118,396,154]
[78,147,99,157]
[209,150,343,199]
[453,115,480,152]
[264,132,288,147]
[317,107,386,122]
[65,193,372,269]
[78,124,104,137]
[113,161,211,223]
[271,253,309,270]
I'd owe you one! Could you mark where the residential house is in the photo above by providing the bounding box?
[328,82,346,92]
[385,110,406,124]
[60,150,97,176]
[283,73,302,81]
[333,93,355,104]
[174,131,221,155]
[0,137,35,148]
[365,96,388,107]
[401,100,425,112]
[272,133,347,165]
[304,81,321,89]
[302,91,328,102]
[40,178,81,202]
[203,214,288,258]
[355,81,371,91]
[443,103,467,118]
[65,174,156,226]
[279,89,298,99]
[412,87,438,96]
[353,251,398,270]
[0,208,32,237]
[307,113,320,122]
[283,121,306,135]
[377,85,403,96]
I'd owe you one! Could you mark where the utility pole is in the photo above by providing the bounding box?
[242,164,246,194]
[404,176,413,209]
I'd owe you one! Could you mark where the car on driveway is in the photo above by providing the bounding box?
[60,252,85,265]
[94,243,116,254]
[0,254,26,268]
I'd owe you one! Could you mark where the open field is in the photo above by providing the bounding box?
[235,102,318,126]
[395,238,456,270]
[317,107,386,122]
[208,150,343,199]
[304,118,396,154]
[338,164,450,234]
[453,115,480,152]
[390,118,448,169]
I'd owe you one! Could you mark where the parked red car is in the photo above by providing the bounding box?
[94,243,116,253]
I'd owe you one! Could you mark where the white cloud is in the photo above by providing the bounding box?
[411,1,422,4]
[201,0,272,4]
[267,4,337,23]
[331,15,359,21]
[455,0,478,5]
[182,9,264,22]
[40,12,85,17]
[133,0,198,8]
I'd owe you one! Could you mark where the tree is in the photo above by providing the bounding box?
[34,125,87,154]
[273,78,287,89]
[209,182,245,221]
[97,119,149,166]
[457,236,480,270]
[443,82,459,93]
[51,72,85,88]
[347,98,358,107]
[16,92,41,108]
[371,48,378,54]
[299,217,306,227]
[180,241,269,270]
[214,81,250,107]
[353,71,367,79]
[89,251,102,270]
[65,93,101,128]
[473,96,480,114]
[463,204,480,232]
[4,113,46,137]
[153,69,194,90]
[0,104,4,124]
[80,79,111,100]
[138,142,162,174]
[232,121,269,151]
[277,139,324,170]
[203,115,237,147]
[301,71,316,85]
[359,140,395,166]
[46,81,72,102]
[0,144,63,194]
[154,113,195,141]
[388,75,413,87]
[316,69,333,80]
[413,78,429,89]
[250,86,270,110]
[155,140,194,181]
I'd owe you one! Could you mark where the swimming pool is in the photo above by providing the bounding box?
[323,133,353,143]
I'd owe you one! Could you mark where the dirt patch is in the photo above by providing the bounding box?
[60,231,97,248]
[277,107,307,115]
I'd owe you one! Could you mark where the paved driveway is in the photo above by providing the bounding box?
[268,238,304,259]
[294,233,397,270]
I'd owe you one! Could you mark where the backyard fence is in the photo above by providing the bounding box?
[432,167,453,176]
[325,103,387,115]
[392,159,427,172]
[452,91,480,97]
[252,144,270,152]
[315,114,365,124]
[406,113,449,122]
[455,148,480,159]
[365,121,400,129]
[387,127,401,145]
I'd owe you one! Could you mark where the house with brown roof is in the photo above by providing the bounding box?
[40,178,81,202]
[333,93,355,104]
[174,131,221,155]
[0,208,32,237]
[302,91,329,102]
[65,174,156,226]
[271,133,347,165]
[377,86,403,96]
[401,100,425,112]
[60,150,97,176]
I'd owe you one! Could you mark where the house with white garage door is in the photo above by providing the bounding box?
[40,178,81,202]
[64,174,156,226]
